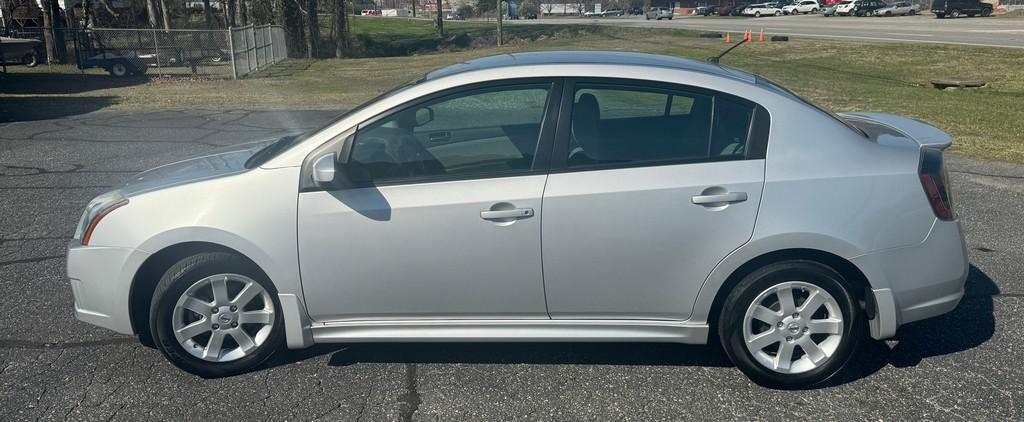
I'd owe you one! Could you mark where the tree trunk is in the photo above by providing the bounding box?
[159,0,172,30]
[203,0,214,28]
[40,0,57,64]
[145,0,159,27]
[239,0,249,26]
[496,0,502,46]
[227,0,237,26]
[333,0,348,57]
[436,0,443,36]
[306,0,318,58]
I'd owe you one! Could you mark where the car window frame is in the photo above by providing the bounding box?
[547,77,769,173]
[338,77,563,188]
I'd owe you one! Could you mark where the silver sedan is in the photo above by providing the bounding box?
[67,51,967,388]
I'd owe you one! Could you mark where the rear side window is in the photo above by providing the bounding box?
[565,83,765,168]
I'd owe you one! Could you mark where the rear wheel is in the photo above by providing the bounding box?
[775,10,782,16]
[108,60,130,77]
[22,53,37,67]
[150,252,284,377]
[719,260,862,389]
[981,7,991,16]
[950,8,961,17]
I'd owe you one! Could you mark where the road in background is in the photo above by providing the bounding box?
[516,14,1024,49]
[1,111,1022,420]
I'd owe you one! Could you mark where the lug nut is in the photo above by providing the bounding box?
[786,336,793,342]
[212,324,220,330]
[792,313,799,318]
[231,322,238,328]
[803,327,809,333]
[212,307,219,313]
[777,322,784,329]
[230,306,237,312]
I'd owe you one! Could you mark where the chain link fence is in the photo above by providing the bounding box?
[1,25,285,79]
[228,25,287,78]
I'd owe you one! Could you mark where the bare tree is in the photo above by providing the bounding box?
[159,0,172,30]
[227,0,237,26]
[292,0,319,58]
[203,0,215,28]
[145,0,159,27]
[334,0,349,57]
[239,0,249,25]
[39,0,57,64]
[436,0,443,36]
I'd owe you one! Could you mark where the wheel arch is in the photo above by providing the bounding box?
[129,241,262,344]
[700,248,872,339]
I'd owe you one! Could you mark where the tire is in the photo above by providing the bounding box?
[811,8,818,13]
[108,60,130,77]
[718,260,863,389]
[950,9,960,17]
[755,11,761,16]
[775,10,782,16]
[150,252,285,378]
[936,13,945,18]
[981,7,991,16]
[22,53,37,67]
[885,11,892,16]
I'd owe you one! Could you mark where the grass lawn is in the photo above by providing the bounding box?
[2,18,1023,162]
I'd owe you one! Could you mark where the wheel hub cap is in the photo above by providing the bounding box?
[742,281,844,374]
[171,274,276,363]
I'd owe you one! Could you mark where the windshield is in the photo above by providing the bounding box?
[755,75,867,137]
[242,76,426,169]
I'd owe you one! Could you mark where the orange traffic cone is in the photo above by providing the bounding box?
[745,30,752,42]
[725,32,731,43]
[759,29,765,42]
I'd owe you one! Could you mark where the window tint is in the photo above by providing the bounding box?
[566,84,756,167]
[350,84,550,182]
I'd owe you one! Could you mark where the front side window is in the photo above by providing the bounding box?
[349,84,551,183]
[566,83,756,168]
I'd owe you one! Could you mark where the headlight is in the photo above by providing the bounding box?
[74,192,129,245]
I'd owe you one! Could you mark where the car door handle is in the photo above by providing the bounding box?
[480,208,534,220]
[691,192,748,205]
[428,131,451,143]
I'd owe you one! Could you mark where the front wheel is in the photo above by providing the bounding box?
[755,11,761,16]
[949,9,961,17]
[718,260,862,389]
[981,7,991,16]
[775,10,782,16]
[22,53,38,67]
[150,252,284,377]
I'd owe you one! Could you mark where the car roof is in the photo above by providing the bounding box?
[424,51,757,84]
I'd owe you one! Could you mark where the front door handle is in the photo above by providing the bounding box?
[480,208,534,221]
[691,192,747,205]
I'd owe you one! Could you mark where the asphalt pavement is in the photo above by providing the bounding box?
[1,110,1022,420]
[516,14,1024,49]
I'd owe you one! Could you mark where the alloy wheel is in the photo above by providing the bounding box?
[171,273,276,362]
[742,281,844,374]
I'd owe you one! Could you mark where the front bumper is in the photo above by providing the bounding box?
[66,241,150,335]
[853,219,969,339]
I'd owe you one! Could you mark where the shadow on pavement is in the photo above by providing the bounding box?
[0,96,118,122]
[266,264,999,388]
[0,72,146,95]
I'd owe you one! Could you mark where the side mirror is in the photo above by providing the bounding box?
[311,153,336,185]
[415,107,434,127]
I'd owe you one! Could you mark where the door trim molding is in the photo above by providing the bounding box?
[309,319,709,344]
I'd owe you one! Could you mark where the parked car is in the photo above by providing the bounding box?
[931,0,993,17]
[783,0,821,14]
[822,1,844,14]
[360,9,382,16]
[723,2,752,15]
[602,8,625,16]
[743,3,784,16]
[66,51,968,388]
[628,6,644,15]
[0,36,41,67]
[836,0,886,15]
[446,12,466,20]
[873,1,919,15]
[703,5,720,15]
[646,7,675,19]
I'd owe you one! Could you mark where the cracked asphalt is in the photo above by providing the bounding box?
[1,110,1022,421]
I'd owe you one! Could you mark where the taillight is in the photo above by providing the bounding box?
[919,148,954,221]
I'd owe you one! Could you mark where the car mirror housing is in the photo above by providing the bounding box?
[311,153,337,185]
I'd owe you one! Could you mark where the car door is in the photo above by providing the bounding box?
[297,80,560,322]
[541,79,769,321]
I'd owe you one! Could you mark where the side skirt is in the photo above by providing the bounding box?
[309,319,710,344]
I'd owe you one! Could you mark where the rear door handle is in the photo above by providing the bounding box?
[428,131,451,143]
[691,192,747,205]
[480,208,534,220]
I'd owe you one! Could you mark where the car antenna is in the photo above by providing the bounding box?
[707,38,748,65]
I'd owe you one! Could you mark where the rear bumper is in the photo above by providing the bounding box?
[66,241,149,335]
[853,219,969,339]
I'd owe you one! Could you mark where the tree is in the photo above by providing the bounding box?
[227,0,237,26]
[39,0,57,64]
[436,0,443,36]
[203,0,215,28]
[159,0,172,30]
[145,0,158,27]
[333,0,349,57]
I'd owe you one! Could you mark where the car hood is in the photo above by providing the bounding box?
[119,139,275,197]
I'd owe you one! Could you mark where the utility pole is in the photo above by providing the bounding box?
[496,0,502,46]
[435,0,443,36]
